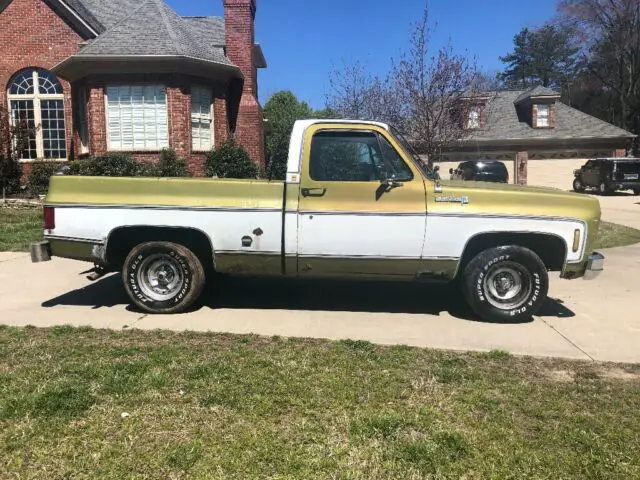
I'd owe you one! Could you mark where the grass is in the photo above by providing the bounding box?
[0,206,43,251]
[595,221,640,249]
[0,326,639,479]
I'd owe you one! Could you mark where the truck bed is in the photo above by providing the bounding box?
[46,176,285,210]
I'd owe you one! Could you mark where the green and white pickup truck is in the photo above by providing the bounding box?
[33,119,604,323]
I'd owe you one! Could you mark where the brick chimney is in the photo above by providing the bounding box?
[224,0,264,166]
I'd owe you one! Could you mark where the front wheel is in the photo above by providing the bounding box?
[122,241,206,314]
[633,188,640,196]
[573,177,585,193]
[461,246,549,323]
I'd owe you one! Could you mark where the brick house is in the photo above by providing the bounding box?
[443,86,636,184]
[0,0,267,176]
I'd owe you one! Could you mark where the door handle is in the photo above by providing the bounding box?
[301,187,327,198]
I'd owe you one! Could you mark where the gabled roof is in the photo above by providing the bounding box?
[463,90,635,143]
[74,0,232,67]
[515,85,561,104]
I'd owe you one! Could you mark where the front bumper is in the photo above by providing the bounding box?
[584,252,605,280]
[561,252,605,280]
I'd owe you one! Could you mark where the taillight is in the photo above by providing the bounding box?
[43,207,55,231]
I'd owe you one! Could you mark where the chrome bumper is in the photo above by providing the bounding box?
[30,241,51,263]
[584,252,604,280]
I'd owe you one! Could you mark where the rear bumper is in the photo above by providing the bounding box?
[30,241,51,263]
[609,181,640,190]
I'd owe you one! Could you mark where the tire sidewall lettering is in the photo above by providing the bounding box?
[125,246,194,308]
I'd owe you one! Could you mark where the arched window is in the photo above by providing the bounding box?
[8,69,67,160]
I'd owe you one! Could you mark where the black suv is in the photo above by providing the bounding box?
[449,161,509,183]
[573,158,640,195]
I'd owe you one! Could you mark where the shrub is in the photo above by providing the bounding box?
[205,141,260,179]
[27,162,64,196]
[1,158,22,196]
[156,148,191,177]
[69,150,191,178]
[69,153,139,177]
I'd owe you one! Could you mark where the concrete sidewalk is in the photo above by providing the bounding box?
[2,244,639,363]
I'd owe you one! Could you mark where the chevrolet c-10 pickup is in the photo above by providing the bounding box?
[32,119,604,323]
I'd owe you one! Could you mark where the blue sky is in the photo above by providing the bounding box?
[168,0,557,109]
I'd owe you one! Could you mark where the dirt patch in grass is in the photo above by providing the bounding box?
[1,326,639,479]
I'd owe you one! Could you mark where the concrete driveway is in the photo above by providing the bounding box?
[2,237,639,363]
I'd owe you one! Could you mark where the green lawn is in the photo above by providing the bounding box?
[1,326,639,479]
[0,206,43,252]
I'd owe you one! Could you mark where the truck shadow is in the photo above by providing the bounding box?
[41,274,575,324]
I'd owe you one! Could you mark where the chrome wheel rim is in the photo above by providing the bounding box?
[483,262,532,310]
[137,254,184,302]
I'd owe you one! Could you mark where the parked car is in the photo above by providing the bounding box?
[573,157,640,195]
[31,119,603,324]
[449,161,509,183]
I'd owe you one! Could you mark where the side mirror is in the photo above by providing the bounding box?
[434,165,440,172]
[449,168,454,175]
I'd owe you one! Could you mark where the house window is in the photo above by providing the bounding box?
[76,86,89,154]
[191,87,213,150]
[467,107,480,129]
[8,69,67,160]
[106,85,168,150]
[537,104,550,127]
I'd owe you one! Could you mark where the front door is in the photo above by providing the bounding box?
[297,125,427,277]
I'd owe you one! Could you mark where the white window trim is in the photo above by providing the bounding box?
[467,107,481,130]
[537,104,550,128]
[191,86,214,152]
[7,70,67,162]
[104,85,170,152]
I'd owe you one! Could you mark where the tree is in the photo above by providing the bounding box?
[326,61,402,125]
[263,91,313,180]
[558,0,640,148]
[0,106,30,202]
[498,24,579,89]
[391,6,480,163]
[326,4,482,164]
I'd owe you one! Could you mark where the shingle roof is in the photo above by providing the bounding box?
[514,85,561,104]
[465,90,635,143]
[67,0,141,32]
[75,0,232,67]
[182,17,226,46]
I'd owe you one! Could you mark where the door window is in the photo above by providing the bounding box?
[309,131,412,182]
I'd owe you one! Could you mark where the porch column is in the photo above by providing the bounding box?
[516,151,528,186]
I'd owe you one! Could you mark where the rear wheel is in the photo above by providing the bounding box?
[461,246,549,323]
[122,241,205,314]
[573,177,585,193]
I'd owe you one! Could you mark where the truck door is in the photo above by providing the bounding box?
[296,125,427,277]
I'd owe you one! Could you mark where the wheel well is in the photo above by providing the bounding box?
[457,232,567,277]
[105,226,214,271]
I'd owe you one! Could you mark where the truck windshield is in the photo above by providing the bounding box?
[390,126,438,180]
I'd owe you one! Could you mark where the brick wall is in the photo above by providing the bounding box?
[0,0,84,160]
[224,0,266,166]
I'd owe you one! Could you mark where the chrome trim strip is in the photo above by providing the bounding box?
[297,211,426,217]
[46,204,282,213]
[45,235,104,245]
